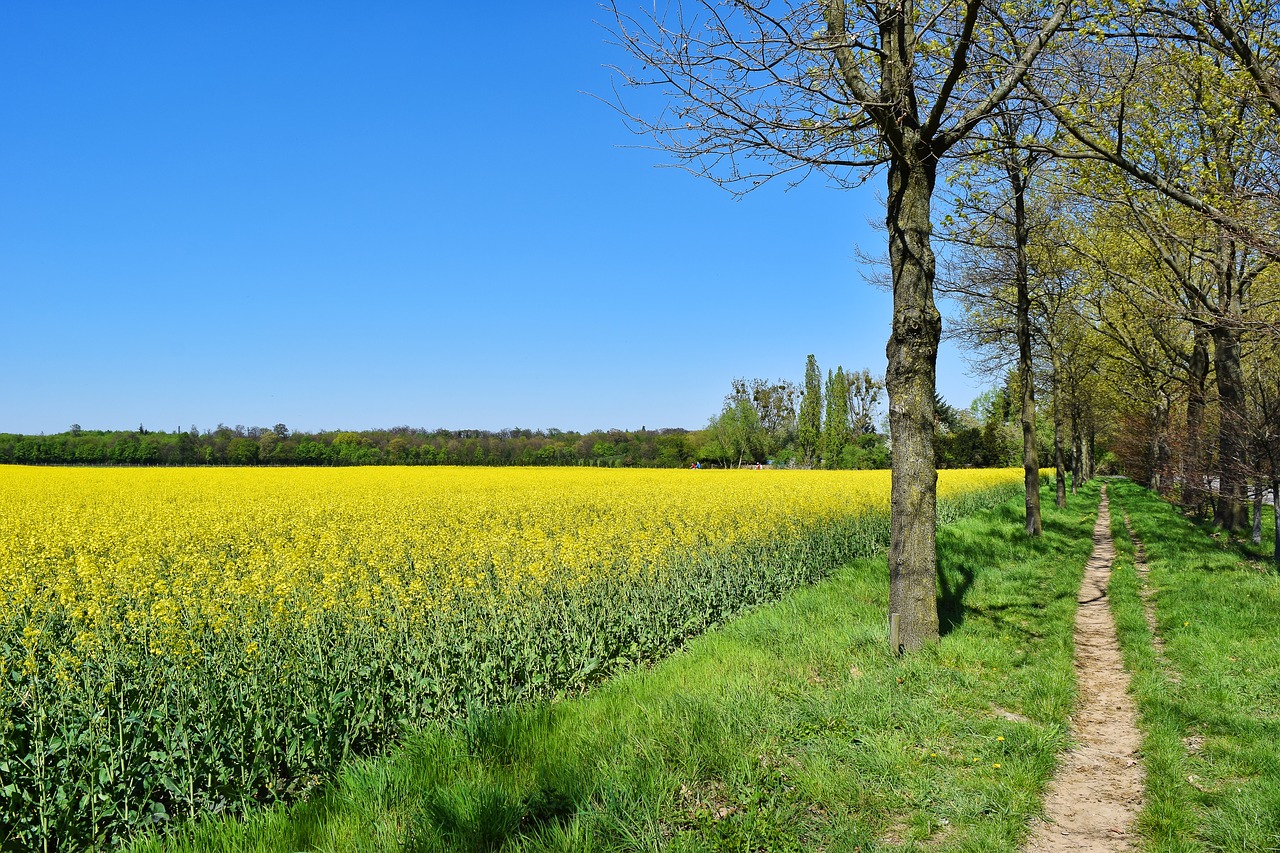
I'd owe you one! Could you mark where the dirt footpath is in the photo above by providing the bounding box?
[1024,485,1145,852]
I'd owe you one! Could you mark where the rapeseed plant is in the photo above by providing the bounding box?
[0,465,1022,849]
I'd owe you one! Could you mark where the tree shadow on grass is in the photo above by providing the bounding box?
[935,508,1018,637]
[937,501,1084,640]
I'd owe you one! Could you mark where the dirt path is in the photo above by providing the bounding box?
[1024,485,1145,852]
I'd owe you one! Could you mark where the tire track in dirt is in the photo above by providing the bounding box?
[1023,485,1145,852]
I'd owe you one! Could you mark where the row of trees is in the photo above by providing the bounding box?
[935,15,1280,554]
[700,357,1039,470]
[608,0,1280,648]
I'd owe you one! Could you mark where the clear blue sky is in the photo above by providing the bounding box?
[1,2,986,436]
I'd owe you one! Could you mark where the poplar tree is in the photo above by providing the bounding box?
[823,367,853,469]
[797,354,823,466]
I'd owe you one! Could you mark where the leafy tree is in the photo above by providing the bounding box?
[940,95,1057,535]
[796,354,823,466]
[823,368,852,469]
[846,432,890,469]
[727,377,799,458]
[227,437,260,465]
[710,397,767,467]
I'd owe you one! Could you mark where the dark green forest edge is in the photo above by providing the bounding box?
[1,358,1041,471]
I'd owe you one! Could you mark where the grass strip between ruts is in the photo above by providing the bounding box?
[1106,479,1280,853]
[131,484,1098,853]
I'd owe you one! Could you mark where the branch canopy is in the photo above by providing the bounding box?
[606,0,1071,192]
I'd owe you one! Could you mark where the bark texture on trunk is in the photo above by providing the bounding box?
[1086,425,1096,481]
[885,150,942,652]
[1213,325,1249,531]
[1071,423,1082,494]
[1184,327,1210,515]
[1051,356,1066,509]
[1148,403,1168,492]
[1011,164,1041,536]
[1054,420,1067,508]
[1252,485,1264,546]
[1273,480,1279,571]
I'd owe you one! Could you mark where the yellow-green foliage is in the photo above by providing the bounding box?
[0,466,1021,849]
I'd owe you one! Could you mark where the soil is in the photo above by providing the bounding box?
[1023,485,1146,852]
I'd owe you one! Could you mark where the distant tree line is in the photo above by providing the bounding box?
[0,424,702,468]
[1,359,1030,470]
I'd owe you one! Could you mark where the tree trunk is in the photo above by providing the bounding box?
[1273,479,1279,571]
[1054,417,1067,508]
[1252,483,1264,546]
[1148,422,1161,491]
[1086,421,1096,481]
[1149,402,1169,492]
[1022,385,1042,535]
[1184,329,1210,515]
[1071,419,1082,494]
[885,149,942,653]
[1011,165,1041,536]
[1213,325,1249,531]
[1051,354,1066,509]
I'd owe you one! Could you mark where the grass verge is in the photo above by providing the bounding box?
[130,485,1098,853]
[1107,479,1280,853]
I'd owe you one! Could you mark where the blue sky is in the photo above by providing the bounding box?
[1,2,987,436]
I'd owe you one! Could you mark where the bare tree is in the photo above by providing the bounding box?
[607,0,1071,651]
[939,98,1059,536]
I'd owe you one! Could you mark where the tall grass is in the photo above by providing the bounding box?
[131,482,1097,852]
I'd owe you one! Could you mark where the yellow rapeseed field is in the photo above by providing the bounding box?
[0,466,1019,652]
[0,464,1024,848]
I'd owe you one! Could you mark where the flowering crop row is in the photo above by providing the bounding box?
[0,466,1022,850]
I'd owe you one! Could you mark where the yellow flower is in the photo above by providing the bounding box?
[0,465,1023,670]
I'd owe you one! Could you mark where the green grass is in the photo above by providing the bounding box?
[128,484,1098,853]
[1106,479,1280,853]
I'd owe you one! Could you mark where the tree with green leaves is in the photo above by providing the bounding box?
[797,354,823,467]
[823,367,853,469]
[941,97,1054,535]
[709,397,766,467]
[727,377,799,458]
[1041,25,1279,527]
